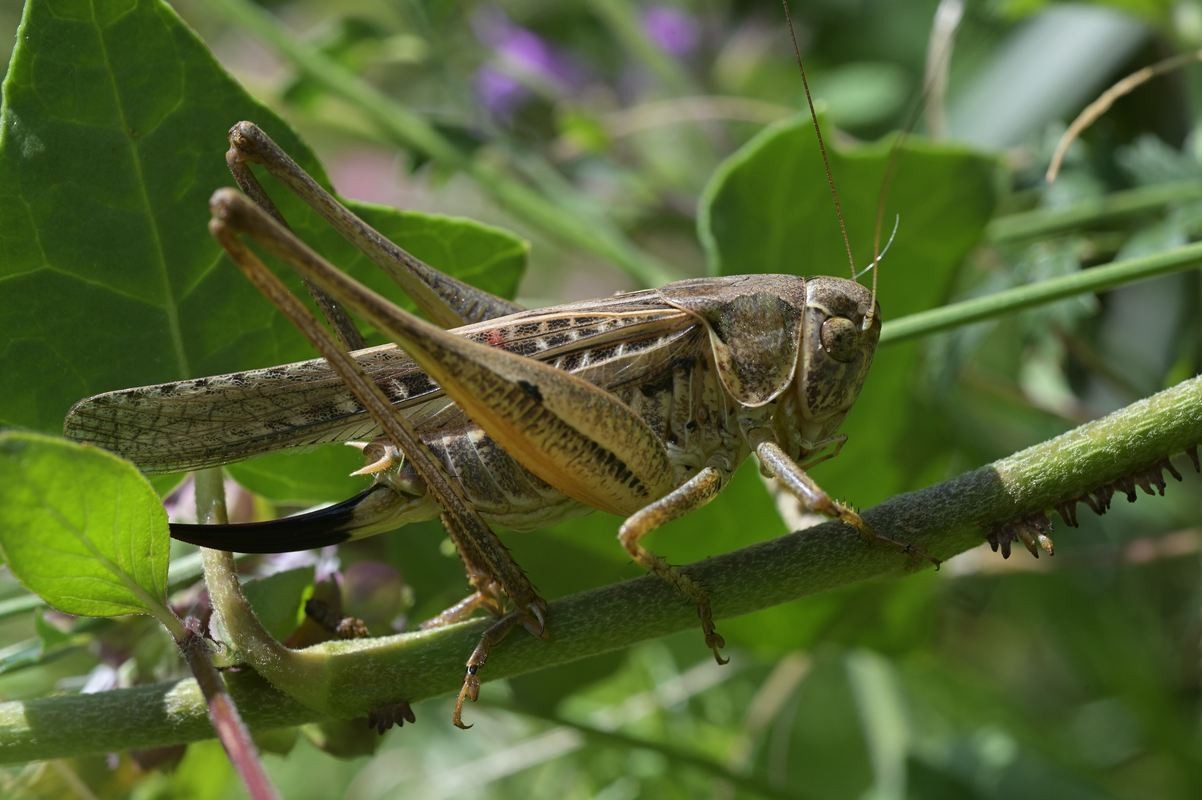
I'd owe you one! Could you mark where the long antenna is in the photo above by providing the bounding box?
[862,1,964,331]
[780,0,856,282]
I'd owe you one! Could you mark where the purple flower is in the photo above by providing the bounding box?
[474,65,528,119]
[492,24,564,78]
[642,6,700,57]
[471,8,586,119]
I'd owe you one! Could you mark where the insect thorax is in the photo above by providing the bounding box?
[355,273,877,536]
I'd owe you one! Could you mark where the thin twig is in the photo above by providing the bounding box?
[1047,50,1202,183]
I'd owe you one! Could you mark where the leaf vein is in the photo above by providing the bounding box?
[87,0,191,378]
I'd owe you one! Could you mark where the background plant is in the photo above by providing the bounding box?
[0,0,1200,798]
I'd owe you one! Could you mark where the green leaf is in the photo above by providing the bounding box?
[160,739,237,800]
[226,447,364,506]
[241,565,315,641]
[699,117,999,505]
[0,0,526,502]
[0,432,171,620]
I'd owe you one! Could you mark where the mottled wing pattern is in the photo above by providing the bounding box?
[64,291,697,473]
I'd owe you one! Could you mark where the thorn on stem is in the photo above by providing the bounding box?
[366,701,416,734]
[986,447,1198,557]
[985,514,1054,561]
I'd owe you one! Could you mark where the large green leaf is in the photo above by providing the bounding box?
[0,432,170,620]
[700,117,999,505]
[241,565,315,641]
[0,0,526,501]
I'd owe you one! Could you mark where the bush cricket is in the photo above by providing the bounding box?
[62,8,933,728]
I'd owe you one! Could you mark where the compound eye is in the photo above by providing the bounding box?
[820,316,859,362]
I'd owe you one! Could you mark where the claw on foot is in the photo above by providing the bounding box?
[520,600,549,639]
[697,603,729,665]
[842,508,939,568]
[707,634,729,665]
[453,666,481,730]
[450,611,526,729]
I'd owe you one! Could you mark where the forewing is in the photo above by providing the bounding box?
[64,292,695,473]
[63,344,420,473]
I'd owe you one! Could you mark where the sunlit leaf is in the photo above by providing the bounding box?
[0,432,170,619]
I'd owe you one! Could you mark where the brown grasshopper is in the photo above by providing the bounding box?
[63,121,928,726]
[63,11,930,727]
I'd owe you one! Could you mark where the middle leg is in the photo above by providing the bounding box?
[618,464,731,663]
[755,438,939,567]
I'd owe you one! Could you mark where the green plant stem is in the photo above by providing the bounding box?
[194,484,331,711]
[178,620,279,800]
[881,241,1202,345]
[986,181,1202,243]
[194,468,229,526]
[2,376,1198,763]
[191,468,280,800]
[0,593,48,621]
[204,0,678,287]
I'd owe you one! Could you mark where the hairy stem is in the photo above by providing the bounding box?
[1,377,1198,763]
[191,469,280,800]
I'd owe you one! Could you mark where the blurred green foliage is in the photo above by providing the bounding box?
[1,0,1201,798]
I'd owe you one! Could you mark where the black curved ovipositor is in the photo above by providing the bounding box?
[170,485,385,553]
